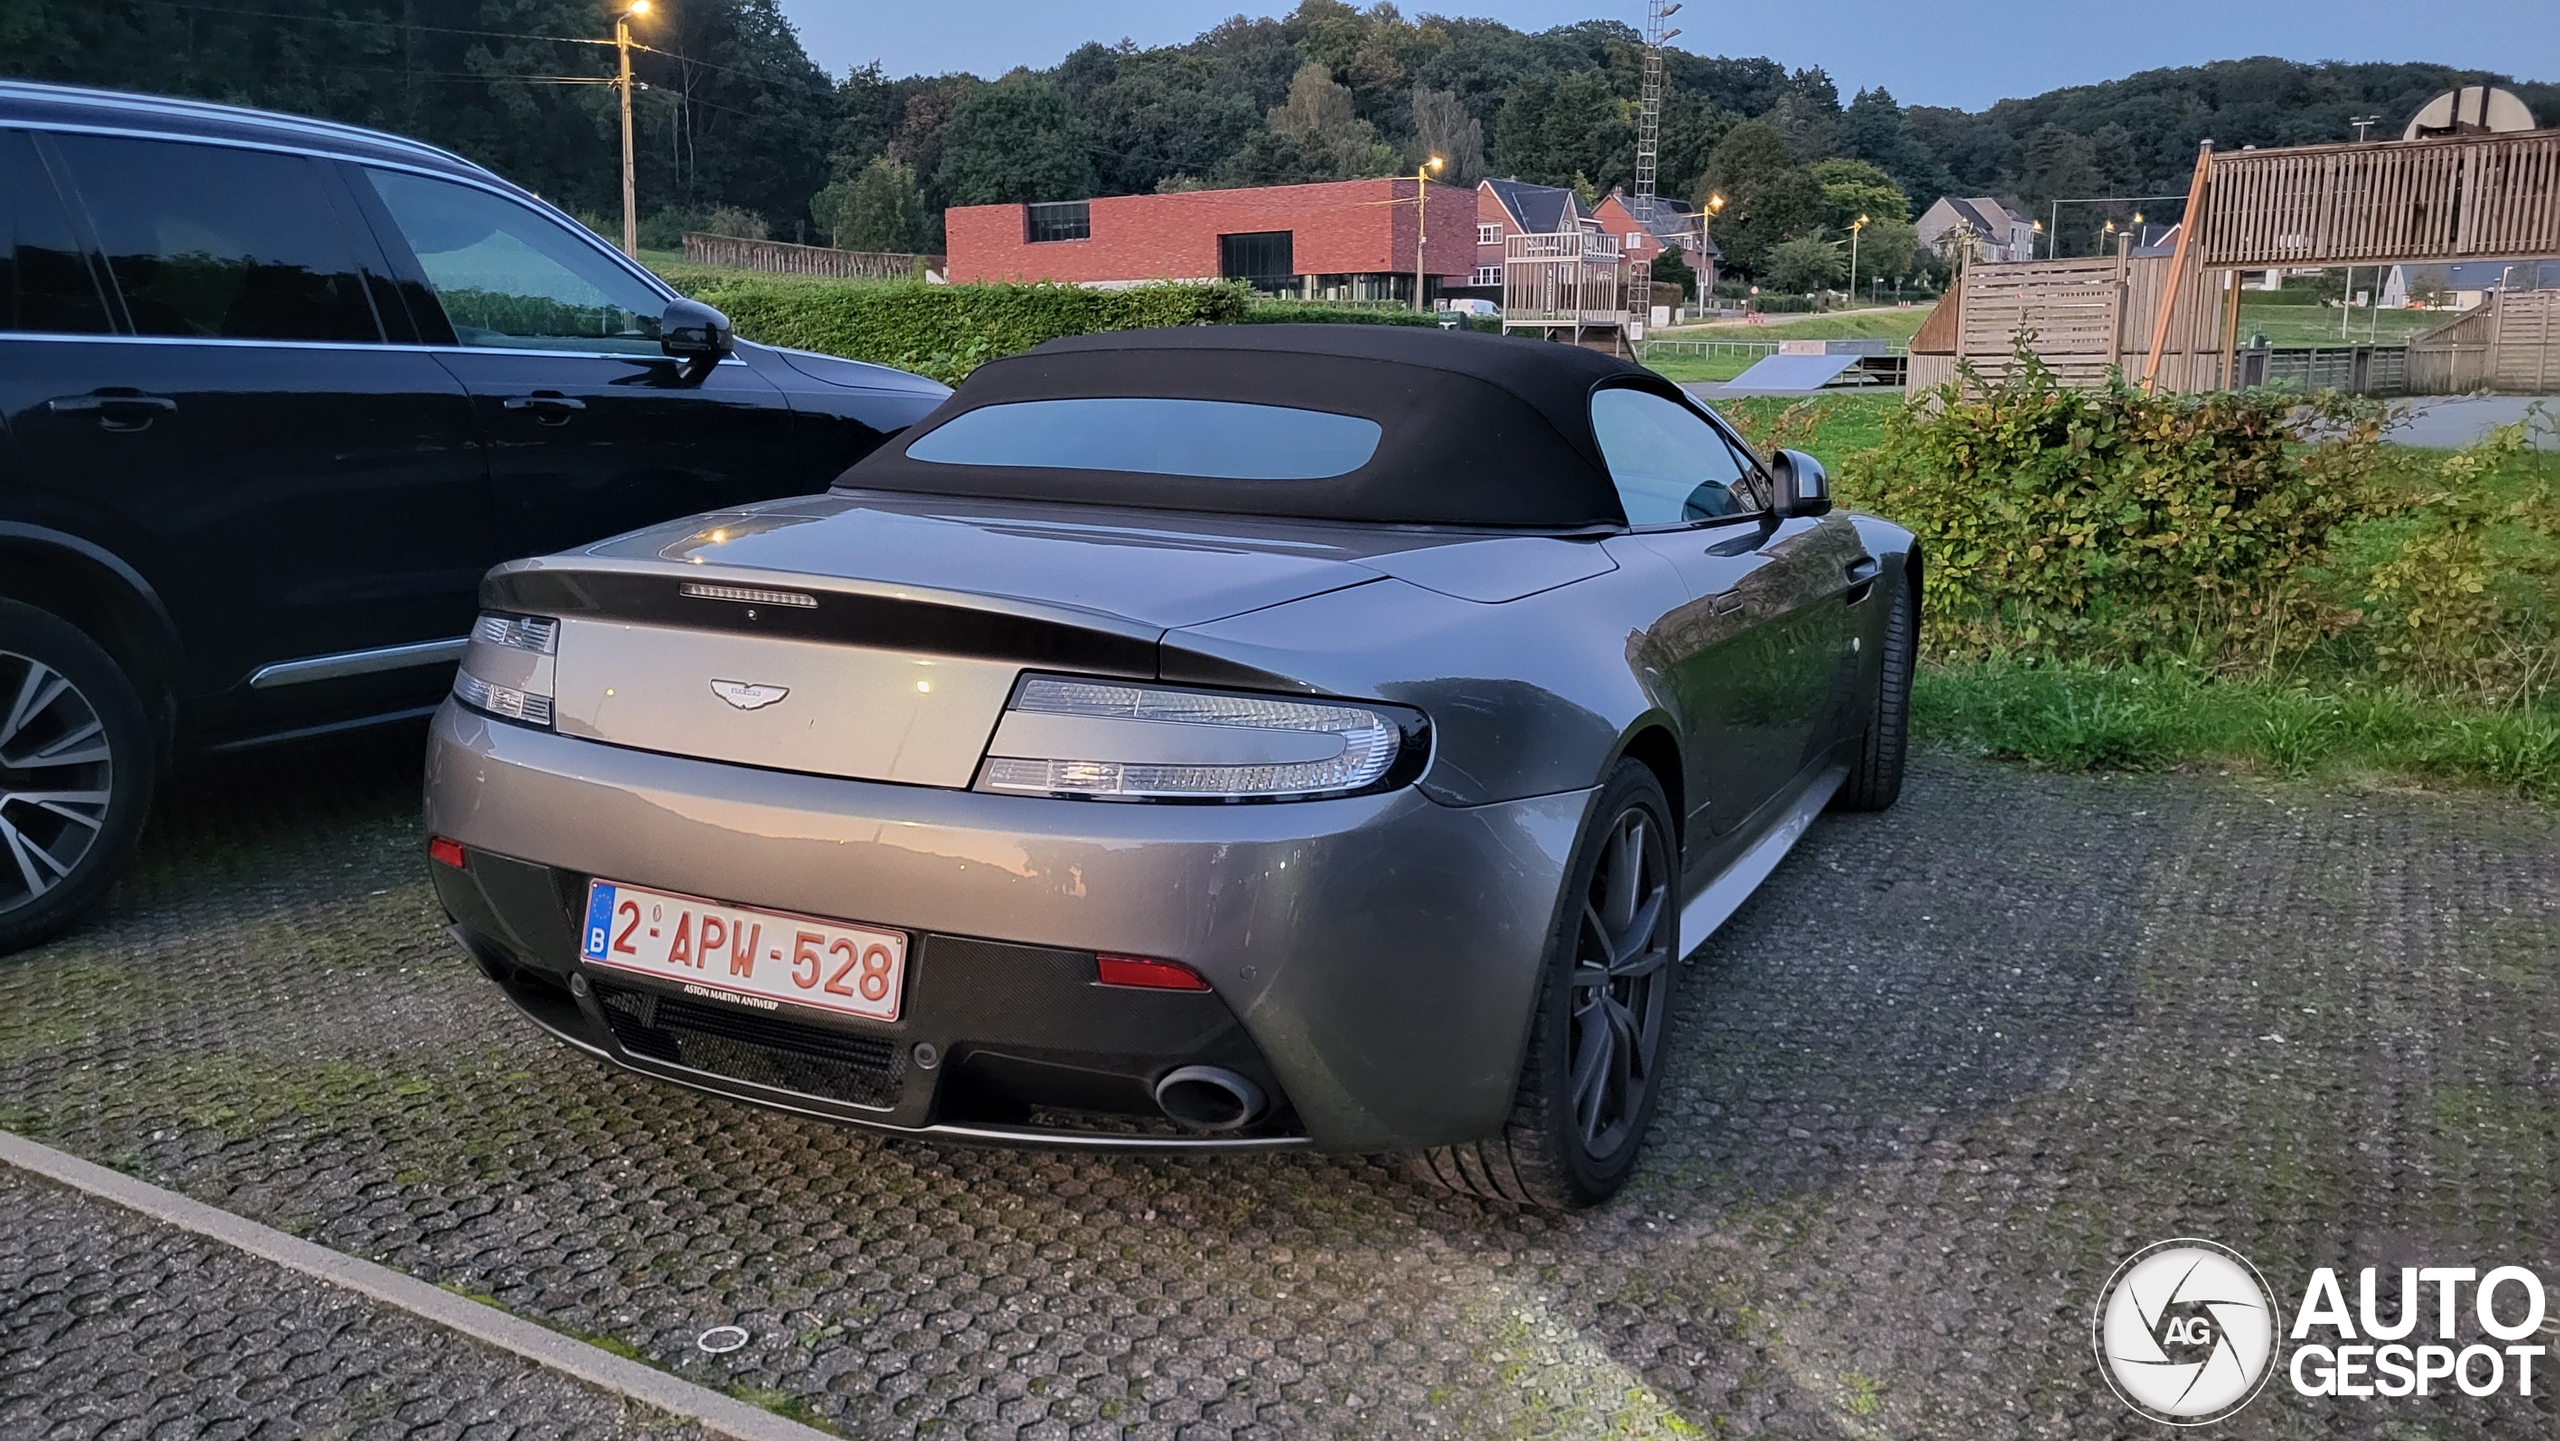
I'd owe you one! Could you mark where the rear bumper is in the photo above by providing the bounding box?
[424,703,1590,1152]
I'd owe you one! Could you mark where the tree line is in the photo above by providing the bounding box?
[6,0,2550,287]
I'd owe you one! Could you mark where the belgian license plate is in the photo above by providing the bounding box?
[580,880,910,1023]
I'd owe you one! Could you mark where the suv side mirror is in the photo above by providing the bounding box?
[660,298,734,366]
[1769,448,1832,518]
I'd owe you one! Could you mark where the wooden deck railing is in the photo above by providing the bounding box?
[681,233,943,280]
[2194,129,2560,269]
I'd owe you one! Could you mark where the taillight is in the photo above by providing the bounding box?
[453,611,559,727]
[428,836,467,869]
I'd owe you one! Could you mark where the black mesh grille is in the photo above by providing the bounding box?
[595,983,903,1110]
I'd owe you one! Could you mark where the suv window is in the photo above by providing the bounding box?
[0,131,113,335]
[51,134,380,343]
[1589,386,1761,526]
[364,169,664,355]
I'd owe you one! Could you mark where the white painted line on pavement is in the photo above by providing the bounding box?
[0,1129,837,1441]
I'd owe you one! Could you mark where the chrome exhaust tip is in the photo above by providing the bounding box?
[1153,1065,1266,1131]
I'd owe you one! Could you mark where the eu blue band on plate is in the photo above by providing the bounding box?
[582,883,616,961]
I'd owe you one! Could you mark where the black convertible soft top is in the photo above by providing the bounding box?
[838,324,1682,528]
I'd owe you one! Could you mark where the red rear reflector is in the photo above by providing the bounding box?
[428,836,467,870]
[1095,954,1210,991]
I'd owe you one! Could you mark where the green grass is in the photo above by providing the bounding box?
[2234,302,2444,349]
[1710,392,1903,463]
[1641,351,1763,383]
[1661,308,1933,342]
[1915,660,2560,800]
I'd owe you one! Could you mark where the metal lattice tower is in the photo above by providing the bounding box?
[1633,0,1681,224]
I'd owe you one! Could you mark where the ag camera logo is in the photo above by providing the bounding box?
[2093,1239,2282,1425]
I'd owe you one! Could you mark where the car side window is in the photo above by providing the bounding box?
[363,168,664,355]
[0,131,114,335]
[1590,386,1760,527]
[50,134,381,343]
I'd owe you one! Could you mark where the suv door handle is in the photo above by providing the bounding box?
[48,391,178,432]
[502,392,586,423]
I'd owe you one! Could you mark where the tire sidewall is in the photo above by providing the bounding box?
[0,600,155,956]
[1529,760,1678,1204]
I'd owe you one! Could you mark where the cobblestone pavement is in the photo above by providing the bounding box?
[0,1167,707,1440]
[2,725,2555,1440]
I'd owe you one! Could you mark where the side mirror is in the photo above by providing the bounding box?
[1769,448,1832,518]
[660,298,734,366]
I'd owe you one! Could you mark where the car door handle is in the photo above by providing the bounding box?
[1843,555,1880,604]
[502,392,586,423]
[47,391,178,431]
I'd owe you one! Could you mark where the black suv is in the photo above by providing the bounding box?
[0,82,949,953]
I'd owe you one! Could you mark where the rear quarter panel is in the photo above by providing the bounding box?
[1161,556,1692,809]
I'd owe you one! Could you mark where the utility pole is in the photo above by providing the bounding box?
[616,1,651,258]
[2350,114,2382,143]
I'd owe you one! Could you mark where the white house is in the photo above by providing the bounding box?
[1916,196,2037,263]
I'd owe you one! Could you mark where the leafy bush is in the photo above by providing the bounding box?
[1239,300,1438,328]
[2354,414,2560,703]
[1848,356,2393,668]
[658,277,1256,384]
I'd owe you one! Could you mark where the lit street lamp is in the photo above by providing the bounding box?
[1414,155,1443,314]
[1699,192,1724,309]
[1849,213,1868,308]
[616,1,652,258]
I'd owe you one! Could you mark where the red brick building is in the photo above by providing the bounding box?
[945,178,1476,304]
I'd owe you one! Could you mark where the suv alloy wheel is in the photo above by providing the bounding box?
[0,600,154,955]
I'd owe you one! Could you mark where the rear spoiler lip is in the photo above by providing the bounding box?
[479,556,1163,678]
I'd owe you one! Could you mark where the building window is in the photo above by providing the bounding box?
[1478,222,1502,245]
[1472,265,1502,287]
[1626,231,1644,249]
[1218,230,1295,284]
[1025,201,1090,244]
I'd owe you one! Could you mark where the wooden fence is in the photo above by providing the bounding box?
[2408,290,2560,393]
[1906,251,2228,393]
[681,233,942,281]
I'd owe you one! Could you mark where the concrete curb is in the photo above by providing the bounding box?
[0,1130,836,1441]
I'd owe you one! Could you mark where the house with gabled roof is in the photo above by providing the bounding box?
[1917,195,2037,263]
[1450,178,1598,305]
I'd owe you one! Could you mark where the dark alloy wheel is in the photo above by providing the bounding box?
[0,601,154,957]
[1413,759,1677,1209]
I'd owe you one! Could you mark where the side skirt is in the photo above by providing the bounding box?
[1676,763,1845,960]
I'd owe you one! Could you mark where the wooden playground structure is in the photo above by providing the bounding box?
[1910,127,2560,395]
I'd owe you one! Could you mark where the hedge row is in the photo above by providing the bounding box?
[654,271,1433,384]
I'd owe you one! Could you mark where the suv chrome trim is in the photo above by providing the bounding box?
[0,332,741,366]
[248,637,467,690]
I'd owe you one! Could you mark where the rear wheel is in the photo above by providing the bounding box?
[1412,760,1677,1209]
[1833,575,1915,813]
[0,600,154,956]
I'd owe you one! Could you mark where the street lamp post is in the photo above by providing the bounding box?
[616,1,651,258]
[1414,156,1443,314]
[1849,213,1867,309]
[1700,192,1724,310]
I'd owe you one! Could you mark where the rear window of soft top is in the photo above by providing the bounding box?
[903,397,1384,481]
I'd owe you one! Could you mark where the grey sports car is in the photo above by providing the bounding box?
[423,324,1917,1208]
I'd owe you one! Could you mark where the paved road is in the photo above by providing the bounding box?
[2389,395,2557,450]
[3,727,2555,1439]
[0,1166,708,1440]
